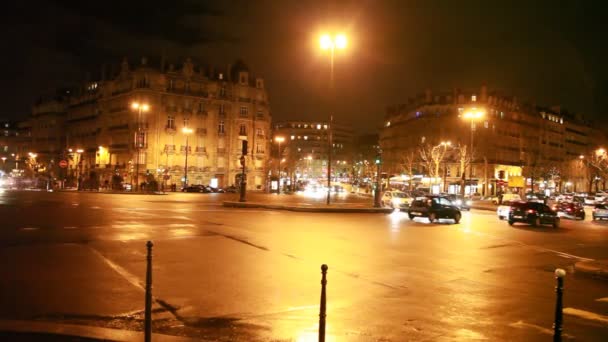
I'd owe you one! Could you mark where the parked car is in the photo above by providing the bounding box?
[225,185,239,193]
[584,196,597,206]
[183,185,208,193]
[496,200,522,220]
[553,202,585,220]
[492,193,521,204]
[525,193,544,203]
[508,202,560,228]
[381,191,413,209]
[595,192,608,203]
[446,194,471,211]
[407,196,461,224]
[592,203,608,220]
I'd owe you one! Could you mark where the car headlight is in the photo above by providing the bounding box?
[455,199,462,205]
[466,200,472,206]
[392,198,401,205]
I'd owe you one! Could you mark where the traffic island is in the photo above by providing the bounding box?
[223,201,393,213]
[574,259,608,280]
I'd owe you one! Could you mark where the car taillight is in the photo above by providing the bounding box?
[527,209,536,214]
[566,208,572,212]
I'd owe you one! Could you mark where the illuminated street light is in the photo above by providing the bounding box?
[275,136,285,194]
[596,148,606,156]
[319,32,348,205]
[461,107,485,195]
[131,101,150,191]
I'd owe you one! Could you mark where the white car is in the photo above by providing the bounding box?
[381,191,413,209]
[496,200,521,220]
[492,193,522,205]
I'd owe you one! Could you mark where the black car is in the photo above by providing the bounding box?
[553,202,585,220]
[446,194,471,211]
[407,196,461,224]
[508,202,560,228]
[183,185,212,193]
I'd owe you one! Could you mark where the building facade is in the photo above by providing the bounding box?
[272,120,354,182]
[18,57,272,190]
[380,86,606,195]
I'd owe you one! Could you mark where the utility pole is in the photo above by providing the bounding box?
[239,140,248,202]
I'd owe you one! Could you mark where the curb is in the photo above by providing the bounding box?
[0,319,205,342]
[574,260,608,280]
[223,201,393,213]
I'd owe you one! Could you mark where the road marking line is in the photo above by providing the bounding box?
[596,297,608,303]
[63,226,78,229]
[87,246,144,292]
[564,307,608,324]
[19,227,38,231]
[90,206,101,209]
[509,320,574,338]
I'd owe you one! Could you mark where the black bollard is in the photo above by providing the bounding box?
[318,264,328,342]
[145,241,153,342]
[553,268,566,342]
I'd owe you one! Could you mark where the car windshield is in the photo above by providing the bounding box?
[392,192,407,198]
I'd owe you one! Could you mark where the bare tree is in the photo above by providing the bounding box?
[419,142,451,184]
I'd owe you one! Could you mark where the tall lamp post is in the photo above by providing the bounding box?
[462,108,485,195]
[320,33,347,205]
[274,136,285,193]
[182,127,193,189]
[131,101,149,191]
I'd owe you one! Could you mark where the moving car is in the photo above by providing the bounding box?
[492,193,521,204]
[553,202,585,220]
[496,200,522,220]
[592,204,608,220]
[407,196,461,224]
[446,194,471,211]
[381,191,413,209]
[508,202,560,228]
[183,185,210,193]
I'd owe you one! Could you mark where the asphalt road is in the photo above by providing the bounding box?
[1,190,608,341]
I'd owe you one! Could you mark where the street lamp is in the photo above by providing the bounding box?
[462,108,485,195]
[131,101,149,191]
[274,136,285,193]
[182,127,193,189]
[320,33,347,205]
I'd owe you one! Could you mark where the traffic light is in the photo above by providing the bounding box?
[375,155,382,164]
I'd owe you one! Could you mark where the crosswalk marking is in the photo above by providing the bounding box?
[596,297,608,303]
[564,308,608,324]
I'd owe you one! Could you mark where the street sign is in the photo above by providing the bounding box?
[59,160,68,168]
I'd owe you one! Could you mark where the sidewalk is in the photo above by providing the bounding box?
[574,260,608,279]
[223,201,393,213]
[0,320,206,342]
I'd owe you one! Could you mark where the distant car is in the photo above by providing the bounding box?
[183,185,208,193]
[446,194,471,211]
[525,194,544,203]
[508,202,560,228]
[592,203,608,220]
[595,192,608,203]
[584,196,596,206]
[381,191,413,209]
[225,185,239,193]
[492,193,521,205]
[496,200,522,220]
[553,202,585,220]
[407,196,461,224]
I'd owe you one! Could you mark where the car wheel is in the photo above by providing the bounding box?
[498,216,504,220]
[428,213,436,223]
[553,218,560,229]
[508,220,514,226]
[408,214,415,220]
[453,212,461,224]
[592,216,596,221]
[580,213,585,220]
[533,217,541,227]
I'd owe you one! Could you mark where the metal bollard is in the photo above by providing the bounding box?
[318,264,328,342]
[553,268,566,342]
[145,241,153,342]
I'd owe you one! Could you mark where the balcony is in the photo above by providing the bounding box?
[164,145,176,154]
[197,110,208,116]
[217,147,227,153]
[239,97,251,103]
[195,146,207,155]
[108,124,129,131]
[196,128,207,136]
[165,126,176,135]
[179,146,192,153]
[133,142,148,150]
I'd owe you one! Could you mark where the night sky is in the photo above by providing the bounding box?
[1,0,606,133]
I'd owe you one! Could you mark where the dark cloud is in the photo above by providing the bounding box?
[1,0,606,133]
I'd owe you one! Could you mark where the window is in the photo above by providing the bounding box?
[136,131,146,148]
[219,87,226,97]
[472,95,477,102]
[167,115,175,129]
[240,75,245,84]
[256,111,264,119]
[198,102,205,113]
[484,121,489,128]
[218,120,225,134]
[183,118,189,127]
[239,124,247,136]
[240,106,248,117]
[256,143,264,153]
[219,103,225,114]
[256,128,264,136]
[219,73,223,80]
[168,79,174,90]
[291,135,295,140]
